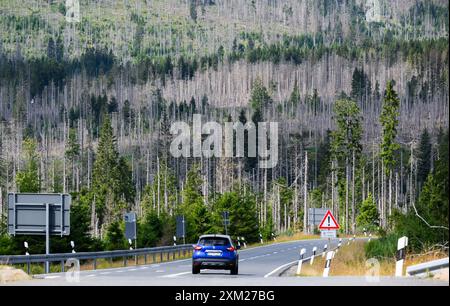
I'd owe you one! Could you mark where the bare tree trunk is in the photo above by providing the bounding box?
[389,171,392,217]
[351,150,356,234]
[381,163,385,228]
[345,156,349,234]
[157,156,160,217]
[303,152,308,234]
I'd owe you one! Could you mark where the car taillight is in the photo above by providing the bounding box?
[194,245,202,251]
[227,246,235,252]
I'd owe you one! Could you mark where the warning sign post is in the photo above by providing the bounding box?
[318,210,339,238]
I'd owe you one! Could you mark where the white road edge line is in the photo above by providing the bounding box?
[264,260,299,278]
[162,271,191,278]
[44,275,60,279]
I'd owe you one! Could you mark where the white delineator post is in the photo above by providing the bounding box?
[24,241,29,256]
[310,246,317,265]
[323,251,335,277]
[296,248,306,275]
[336,241,342,253]
[322,244,328,258]
[395,236,408,277]
[242,237,247,248]
[259,233,263,244]
[368,233,372,242]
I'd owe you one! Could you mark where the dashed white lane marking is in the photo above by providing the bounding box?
[115,270,125,273]
[162,271,191,278]
[128,268,137,271]
[99,272,111,275]
[45,275,60,279]
[86,274,95,277]
[273,252,278,254]
[139,267,148,270]
[156,270,165,273]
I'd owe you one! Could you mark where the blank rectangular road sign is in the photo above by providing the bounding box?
[176,215,186,238]
[308,208,328,226]
[8,193,71,236]
[124,212,137,240]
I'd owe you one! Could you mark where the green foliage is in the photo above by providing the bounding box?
[365,233,400,259]
[92,117,134,225]
[351,67,371,103]
[104,221,127,250]
[16,138,40,193]
[0,234,14,255]
[380,81,400,174]
[211,190,260,242]
[138,211,163,248]
[249,78,272,112]
[331,98,362,158]
[65,128,80,160]
[178,165,213,242]
[356,194,379,232]
[331,98,362,227]
[387,129,449,253]
[417,128,432,187]
[317,130,332,188]
[306,89,321,115]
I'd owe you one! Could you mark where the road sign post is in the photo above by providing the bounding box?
[8,193,71,274]
[318,210,340,240]
[45,203,50,273]
[308,208,328,233]
[176,215,186,244]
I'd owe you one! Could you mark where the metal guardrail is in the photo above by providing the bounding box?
[0,244,194,274]
[406,257,449,276]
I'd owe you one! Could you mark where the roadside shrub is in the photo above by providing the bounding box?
[364,233,399,259]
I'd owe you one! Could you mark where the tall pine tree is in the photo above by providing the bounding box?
[92,116,133,226]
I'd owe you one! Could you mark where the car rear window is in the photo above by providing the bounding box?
[198,237,231,246]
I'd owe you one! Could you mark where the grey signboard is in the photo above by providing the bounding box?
[124,212,137,240]
[308,208,328,227]
[176,215,186,238]
[8,193,71,236]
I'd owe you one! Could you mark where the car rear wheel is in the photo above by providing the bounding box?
[230,264,238,275]
[192,265,200,274]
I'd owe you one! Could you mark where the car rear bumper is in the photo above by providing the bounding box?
[193,258,237,269]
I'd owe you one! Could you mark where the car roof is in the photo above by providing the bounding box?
[199,234,231,240]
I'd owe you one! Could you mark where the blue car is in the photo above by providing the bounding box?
[192,234,240,275]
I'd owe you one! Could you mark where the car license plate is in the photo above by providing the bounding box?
[207,252,221,256]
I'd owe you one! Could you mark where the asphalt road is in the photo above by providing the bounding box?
[7,238,447,286]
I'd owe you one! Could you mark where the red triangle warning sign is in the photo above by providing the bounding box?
[318,210,340,230]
